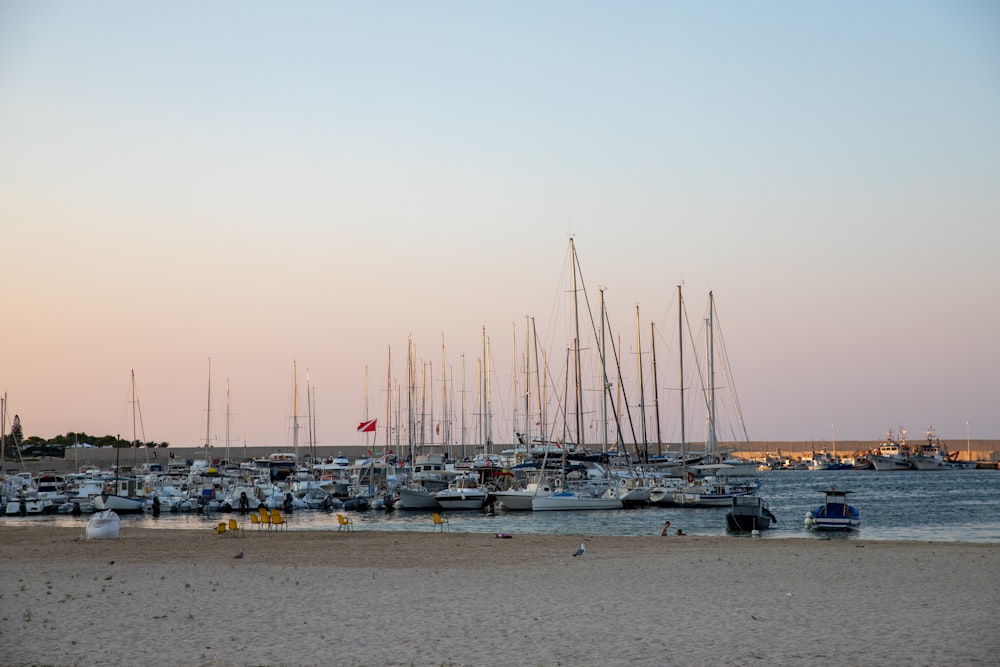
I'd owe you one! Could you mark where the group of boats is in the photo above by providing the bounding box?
[763,428,979,471]
[0,443,869,536]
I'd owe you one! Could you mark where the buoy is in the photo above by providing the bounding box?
[751,529,761,537]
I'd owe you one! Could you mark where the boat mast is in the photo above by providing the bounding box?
[460,354,466,459]
[523,316,531,454]
[707,291,717,459]
[678,285,686,460]
[225,378,232,464]
[532,317,546,450]
[651,321,662,457]
[292,360,300,461]
[570,237,584,449]
[407,335,416,462]
[204,358,212,464]
[441,334,448,453]
[599,289,608,455]
[636,305,647,462]
[385,346,392,454]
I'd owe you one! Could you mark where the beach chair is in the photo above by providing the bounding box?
[270,509,288,530]
[249,512,262,530]
[228,518,244,537]
[213,521,227,536]
[337,513,354,531]
[432,512,449,532]
[259,507,272,530]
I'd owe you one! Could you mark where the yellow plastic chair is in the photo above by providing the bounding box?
[213,521,227,536]
[337,513,354,531]
[270,508,287,530]
[432,512,449,532]
[249,512,262,530]
[228,518,244,537]
[259,507,272,530]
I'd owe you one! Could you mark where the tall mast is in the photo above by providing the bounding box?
[599,289,608,455]
[460,354,467,459]
[651,321,663,457]
[407,335,416,461]
[441,334,448,451]
[292,360,300,460]
[523,316,531,452]
[532,317,545,448]
[225,378,231,464]
[570,237,584,448]
[385,346,392,452]
[204,358,212,462]
[305,371,313,461]
[707,291,717,457]
[636,305,647,461]
[678,285,686,459]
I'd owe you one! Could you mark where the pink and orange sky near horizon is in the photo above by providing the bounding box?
[2,2,998,450]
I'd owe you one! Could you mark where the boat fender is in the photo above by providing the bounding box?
[686,472,695,484]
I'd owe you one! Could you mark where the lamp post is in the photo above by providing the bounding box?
[966,421,971,464]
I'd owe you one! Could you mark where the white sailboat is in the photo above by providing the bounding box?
[532,239,622,512]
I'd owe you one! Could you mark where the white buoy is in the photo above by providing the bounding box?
[751,529,761,537]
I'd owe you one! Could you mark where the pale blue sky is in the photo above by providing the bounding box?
[2,2,998,449]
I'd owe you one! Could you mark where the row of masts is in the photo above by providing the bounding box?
[173,239,739,464]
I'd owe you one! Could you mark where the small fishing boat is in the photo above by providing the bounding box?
[725,494,777,532]
[805,486,860,531]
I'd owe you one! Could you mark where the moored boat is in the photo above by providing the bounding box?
[434,475,488,510]
[805,486,860,531]
[725,494,777,532]
[531,490,622,511]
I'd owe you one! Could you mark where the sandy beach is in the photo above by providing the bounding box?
[1,525,996,667]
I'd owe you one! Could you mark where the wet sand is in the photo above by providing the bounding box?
[1,525,997,666]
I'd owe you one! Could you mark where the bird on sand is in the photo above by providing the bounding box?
[233,549,245,559]
[573,543,586,557]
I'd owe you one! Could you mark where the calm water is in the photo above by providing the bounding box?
[7,469,1000,543]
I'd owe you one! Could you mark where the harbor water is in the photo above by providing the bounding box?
[5,469,999,543]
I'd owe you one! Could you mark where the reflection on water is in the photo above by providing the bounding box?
[6,470,999,543]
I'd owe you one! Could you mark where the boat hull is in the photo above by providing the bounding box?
[395,487,441,510]
[869,456,912,471]
[532,492,622,511]
[434,491,488,511]
[91,494,147,514]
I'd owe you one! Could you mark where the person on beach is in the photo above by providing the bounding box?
[676,528,686,536]
[660,521,671,536]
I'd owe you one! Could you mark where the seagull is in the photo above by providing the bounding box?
[573,543,586,557]
[233,549,245,559]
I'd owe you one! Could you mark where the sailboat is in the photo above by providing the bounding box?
[531,239,621,511]
[91,370,147,514]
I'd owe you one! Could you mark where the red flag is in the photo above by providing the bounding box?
[357,418,377,433]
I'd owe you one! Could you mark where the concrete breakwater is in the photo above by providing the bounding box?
[6,439,999,475]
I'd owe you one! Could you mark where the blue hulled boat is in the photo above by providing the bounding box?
[805,486,860,531]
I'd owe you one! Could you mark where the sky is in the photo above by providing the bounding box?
[1,2,998,451]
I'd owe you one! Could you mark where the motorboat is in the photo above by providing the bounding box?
[493,479,556,511]
[434,476,488,510]
[673,477,760,508]
[805,487,860,531]
[531,490,622,511]
[395,485,441,510]
[868,430,913,471]
[726,494,777,532]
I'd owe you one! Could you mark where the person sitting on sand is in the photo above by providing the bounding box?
[676,528,686,536]
[660,521,671,536]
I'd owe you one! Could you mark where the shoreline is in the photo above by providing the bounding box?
[2,526,997,666]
